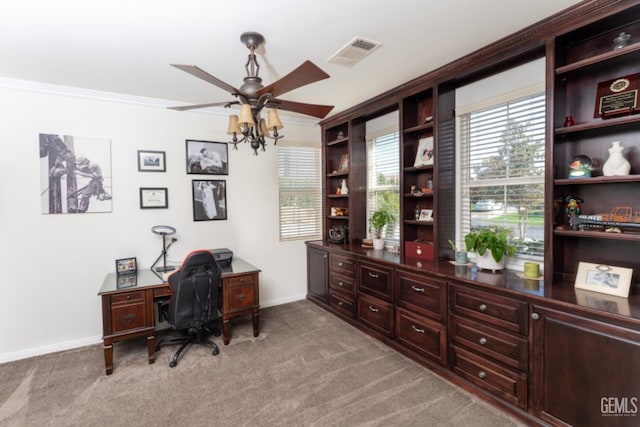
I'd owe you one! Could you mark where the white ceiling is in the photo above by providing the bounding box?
[0,0,583,122]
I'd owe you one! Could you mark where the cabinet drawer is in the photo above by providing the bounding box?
[451,346,527,410]
[227,282,255,311]
[111,301,147,333]
[111,290,145,305]
[329,253,355,277]
[449,284,528,335]
[358,262,393,301]
[329,291,354,318]
[357,294,393,337]
[450,315,528,371]
[396,307,446,366]
[227,274,256,287]
[396,270,445,321]
[329,272,354,293]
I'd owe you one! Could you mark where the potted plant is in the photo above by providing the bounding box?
[464,228,516,272]
[369,209,395,250]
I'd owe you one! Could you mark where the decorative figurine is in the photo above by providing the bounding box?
[564,115,575,127]
[340,178,349,195]
[564,194,583,223]
[603,141,631,176]
[613,32,631,50]
[569,154,592,178]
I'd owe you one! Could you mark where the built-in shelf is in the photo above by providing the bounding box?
[327,194,349,199]
[328,215,349,220]
[404,220,435,226]
[327,171,349,178]
[403,192,434,198]
[327,137,349,146]
[555,174,640,185]
[554,114,640,135]
[554,228,640,242]
[555,42,640,75]
[403,165,434,173]
[403,122,434,134]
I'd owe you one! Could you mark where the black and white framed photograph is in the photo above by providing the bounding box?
[115,257,137,275]
[192,180,227,221]
[139,187,168,209]
[418,209,433,221]
[414,136,434,167]
[39,133,112,214]
[575,261,632,298]
[137,150,166,172]
[186,140,228,175]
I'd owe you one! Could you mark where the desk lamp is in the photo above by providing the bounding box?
[151,225,177,272]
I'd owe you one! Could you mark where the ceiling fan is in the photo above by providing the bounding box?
[169,32,334,154]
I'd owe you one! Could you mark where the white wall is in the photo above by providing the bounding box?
[0,81,320,362]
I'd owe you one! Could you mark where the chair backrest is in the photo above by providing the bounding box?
[166,250,221,331]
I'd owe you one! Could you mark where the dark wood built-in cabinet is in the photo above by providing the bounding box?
[309,1,640,426]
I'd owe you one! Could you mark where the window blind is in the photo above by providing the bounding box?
[278,145,322,241]
[366,132,400,242]
[459,93,545,260]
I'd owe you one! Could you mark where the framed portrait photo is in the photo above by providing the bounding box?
[418,209,433,221]
[139,187,168,209]
[192,180,227,221]
[137,150,166,172]
[574,261,632,298]
[115,257,137,276]
[338,154,349,173]
[186,140,228,175]
[414,136,434,167]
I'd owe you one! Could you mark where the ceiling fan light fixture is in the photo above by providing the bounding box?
[238,104,254,125]
[227,115,241,135]
[267,108,283,130]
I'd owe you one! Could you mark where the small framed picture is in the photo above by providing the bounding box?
[574,261,632,298]
[192,180,227,221]
[137,150,166,172]
[418,209,433,221]
[186,140,228,175]
[414,136,434,167]
[338,154,349,173]
[116,257,137,276]
[140,187,168,209]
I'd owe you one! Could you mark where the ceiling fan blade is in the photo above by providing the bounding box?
[168,101,233,111]
[171,64,240,95]
[269,99,334,119]
[257,60,330,99]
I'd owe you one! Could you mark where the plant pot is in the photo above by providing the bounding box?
[475,250,505,272]
[372,238,384,250]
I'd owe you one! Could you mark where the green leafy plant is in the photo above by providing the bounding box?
[369,209,395,239]
[464,228,516,263]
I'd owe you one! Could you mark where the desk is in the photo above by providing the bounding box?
[98,258,260,375]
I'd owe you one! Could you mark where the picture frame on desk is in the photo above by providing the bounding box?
[115,257,137,275]
[137,150,166,172]
[414,136,434,167]
[574,261,632,298]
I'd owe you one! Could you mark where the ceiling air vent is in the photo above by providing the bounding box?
[328,36,382,67]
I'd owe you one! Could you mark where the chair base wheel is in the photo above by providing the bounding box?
[169,361,177,368]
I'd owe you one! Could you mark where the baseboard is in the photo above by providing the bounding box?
[261,293,306,308]
[0,335,102,364]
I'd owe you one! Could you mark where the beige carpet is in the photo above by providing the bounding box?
[0,300,524,426]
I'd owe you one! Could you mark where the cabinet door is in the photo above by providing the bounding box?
[531,305,640,426]
[307,246,328,302]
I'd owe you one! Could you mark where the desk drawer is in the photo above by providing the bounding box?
[330,272,354,293]
[111,301,147,333]
[396,307,446,366]
[111,290,145,305]
[450,315,528,371]
[451,345,527,410]
[357,293,393,337]
[449,284,528,335]
[329,253,355,277]
[358,262,393,301]
[227,274,256,287]
[329,291,354,318]
[226,275,256,311]
[396,270,445,321]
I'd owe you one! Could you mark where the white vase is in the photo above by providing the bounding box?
[372,238,384,250]
[475,250,505,272]
[602,141,631,176]
[340,179,349,195]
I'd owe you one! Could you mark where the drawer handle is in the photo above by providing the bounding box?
[338,281,344,287]
[123,314,135,323]
[239,278,244,282]
[338,301,343,306]
[478,371,487,379]
[237,294,246,301]
[411,285,425,293]
[479,337,487,345]
[531,312,540,320]
[368,305,379,313]
[478,303,488,311]
[126,295,131,300]
[411,325,425,334]
[368,272,379,279]
[338,262,343,267]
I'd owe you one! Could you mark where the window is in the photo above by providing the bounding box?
[278,145,322,241]
[366,120,400,243]
[459,92,545,262]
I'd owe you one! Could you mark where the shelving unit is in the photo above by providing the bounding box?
[551,4,640,283]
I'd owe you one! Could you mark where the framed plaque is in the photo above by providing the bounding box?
[594,74,640,118]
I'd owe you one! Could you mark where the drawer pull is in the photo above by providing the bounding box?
[531,312,540,320]
[368,272,379,279]
[337,301,343,306]
[126,295,131,300]
[338,281,344,286]
[478,337,487,345]
[338,262,343,267]
[478,371,487,379]
[239,278,244,282]
[478,303,488,311]
[123,314,135,323]
[411,325,425,334]
[368,305,379,313]
[411,285,425,293]
[237,294,246,301]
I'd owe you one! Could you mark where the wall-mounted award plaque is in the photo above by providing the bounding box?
[594,74,639,118]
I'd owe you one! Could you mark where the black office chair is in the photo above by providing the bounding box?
[155,250,221,367]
